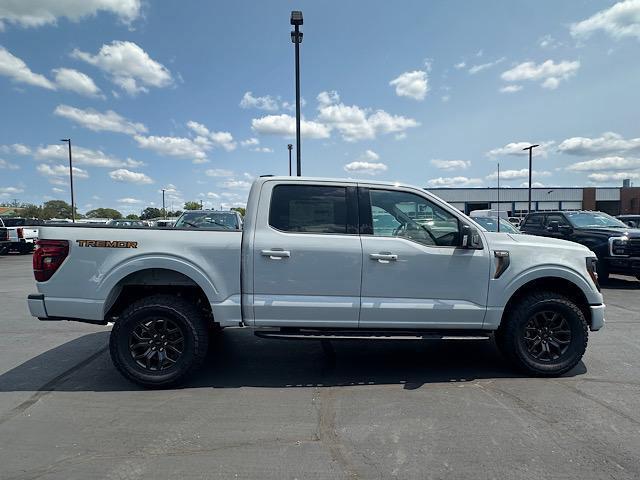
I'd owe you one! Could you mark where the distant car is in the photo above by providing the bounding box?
[520,210,640,281]
[154,219,176,228]
[106,219,146,228]
[508,217,523,227]
[473,216,521,234]
[174,210,243,230]
[617,215,640,228]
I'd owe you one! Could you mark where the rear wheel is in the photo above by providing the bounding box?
[498,291,588,376]
[109,294,209,388]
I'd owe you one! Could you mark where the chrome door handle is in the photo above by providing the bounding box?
[369,253,398,262]
[261,249,291,259]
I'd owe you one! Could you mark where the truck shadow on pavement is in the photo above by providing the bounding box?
[0,329,586,393]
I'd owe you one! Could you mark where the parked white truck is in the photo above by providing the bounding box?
[28,177,605,387]
[0,217,39,254]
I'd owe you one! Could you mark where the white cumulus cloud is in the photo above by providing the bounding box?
[239,92,279,111]
[251,114,331,139]
[133,135,208,162]
[186,121,236,151]
[54,104,147,135]
[430,159,471,170]
[571,0,640,41]
[588,171,640,183]
[118,197,142,204]
[52,68,103,98]
[389,70,428,100]
[567,156,640,172]
[501,60,580,89]
[558,132,640,156]
[109,169,153,184]
[486,169,551,181]
[426,177,483,187]
[0,45,55,89]
[0,159,19,170]
[0,0,141,29]
[72,41,172,95]
[499,85,523,93]
[486,141,554,158]
[36,144,142,168]
[205,169,233,177]
[37,163,88,180]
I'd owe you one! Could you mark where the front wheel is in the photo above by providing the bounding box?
[109,294,209,388]
[498,291,588,376]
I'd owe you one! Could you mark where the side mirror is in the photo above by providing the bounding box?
[547,221,560,232]
[460,224,483,249]
[559,225,573,235]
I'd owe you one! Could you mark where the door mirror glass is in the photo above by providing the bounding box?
[559,225,573,235]
[460,224,483,249]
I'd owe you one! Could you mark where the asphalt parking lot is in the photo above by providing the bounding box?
[1,254,639,480]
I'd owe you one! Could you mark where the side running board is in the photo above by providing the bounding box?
[254,329,490,341]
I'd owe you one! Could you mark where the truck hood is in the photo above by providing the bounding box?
[483,232,592,254]
[574,227,640,238]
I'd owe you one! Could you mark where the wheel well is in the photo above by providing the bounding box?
[104,268,215,326]
[501,277,592,329]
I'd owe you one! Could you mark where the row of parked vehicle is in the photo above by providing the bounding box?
[0,210,245,255]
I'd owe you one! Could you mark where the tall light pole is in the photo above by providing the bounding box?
[161,189,166,219]
[290,10,303,176]
[497,162,500,232]
[287,144,293,176]
[60,139,75,222]
[522,144,540,213]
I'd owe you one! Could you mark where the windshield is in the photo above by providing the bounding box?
[174,211,239,230]
[474,217,520,234]
[565,212,627,228]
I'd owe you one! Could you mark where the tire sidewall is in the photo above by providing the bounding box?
[112,304,198,386]
[513,298,587,375]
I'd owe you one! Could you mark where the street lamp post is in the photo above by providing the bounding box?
[60,138,75,223]
[161,189,166,219]
[522,144,540,213]
[497,162,500,232]
[290,10,303,176]
[287,144,293,176]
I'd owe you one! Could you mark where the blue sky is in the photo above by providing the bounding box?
[1,0,640,214]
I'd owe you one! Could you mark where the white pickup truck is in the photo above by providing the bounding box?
[0,217,39,254]
[28,177,604,387]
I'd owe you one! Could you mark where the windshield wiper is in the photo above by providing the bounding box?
[182,221,200,228]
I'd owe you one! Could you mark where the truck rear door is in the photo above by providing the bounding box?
[250,181,362,328]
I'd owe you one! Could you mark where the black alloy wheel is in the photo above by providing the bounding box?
[129,317,185,371]
[523,311,571,362]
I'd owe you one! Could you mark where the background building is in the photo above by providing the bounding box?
[426,186,640,217]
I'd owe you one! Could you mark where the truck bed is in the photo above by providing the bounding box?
[32,225,242,325]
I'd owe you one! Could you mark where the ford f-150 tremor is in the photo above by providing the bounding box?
[27,177,605,387]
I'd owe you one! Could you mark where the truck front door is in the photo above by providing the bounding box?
[251,182,362,328]
[358,187,491,329]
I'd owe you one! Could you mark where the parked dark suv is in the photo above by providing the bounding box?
[520,210,640,282]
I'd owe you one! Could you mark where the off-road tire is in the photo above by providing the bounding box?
[109,294,209,388]
[498,291,588,377]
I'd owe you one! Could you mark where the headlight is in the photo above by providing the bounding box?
[609,236,629,256]
[586,257,600,291]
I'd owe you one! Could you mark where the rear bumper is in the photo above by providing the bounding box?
[590,304,605,331]
[28,294,48,318]
[27,293,107,325]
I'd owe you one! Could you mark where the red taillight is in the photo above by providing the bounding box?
[33,240,69,282]
[17,227,24,239]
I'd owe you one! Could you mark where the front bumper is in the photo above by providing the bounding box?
[590,304,605,331]
[604,256,640,275]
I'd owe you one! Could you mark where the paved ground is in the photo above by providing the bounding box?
[1,254,639,480]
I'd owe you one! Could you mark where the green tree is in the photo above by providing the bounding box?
[41,200,76,220]
[21,204,43,219]
[231,207,246,217]
[184,201,201,210]
[86,208,122,219]
[140,207,163,220]
[125,214,140,220]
